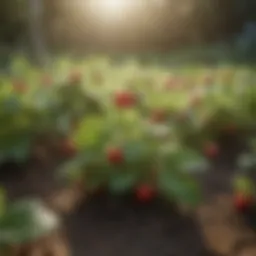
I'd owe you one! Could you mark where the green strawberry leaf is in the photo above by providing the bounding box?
[123,142,154,163]
[108,171,137,194]
[233,175,255,194]
[73,115,105,149]
[0,200,60,245]
[57,154,91,183]
[2,96,21,114]
[56,115,70,134]
[178,149,209,173]
[158,170,202,207]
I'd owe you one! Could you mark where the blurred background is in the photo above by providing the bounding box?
[0,0,255,65]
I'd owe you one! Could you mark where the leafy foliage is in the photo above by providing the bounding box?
[0,190,60,247]
[1,56,255,208]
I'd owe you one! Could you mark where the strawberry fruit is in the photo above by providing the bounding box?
[107,147,124,164]
[234,193,253,212]
[136,185,155,202]
[114,91,137,108]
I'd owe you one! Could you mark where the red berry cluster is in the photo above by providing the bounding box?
[136,185,156,202]
[114,91,137,108]
[234,193,253,212]
[106,146,156,202]
[107,147,124,164]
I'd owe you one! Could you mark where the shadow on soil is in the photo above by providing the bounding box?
[64,192,218,256]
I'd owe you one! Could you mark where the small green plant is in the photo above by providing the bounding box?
[0,188,60,253]
[59,108,209,207]
[232,137,256,211]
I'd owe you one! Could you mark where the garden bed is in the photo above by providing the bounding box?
[0,58,255,256]
[1,138,256,256]
[0,150,252,256]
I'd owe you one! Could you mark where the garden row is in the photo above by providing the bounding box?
[0,56,255,254]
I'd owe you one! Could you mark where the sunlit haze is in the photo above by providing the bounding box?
[88,0,137,21]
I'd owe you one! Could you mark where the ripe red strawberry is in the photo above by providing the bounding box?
[234,193,253,212]
[13,80,26,94]
[203,142,219,158]
[61,139,77,157]
[114,91,137,108]
[69,71,82,84]
[136,185,155,202]
[107,147,124,164]
[151,109,167,123]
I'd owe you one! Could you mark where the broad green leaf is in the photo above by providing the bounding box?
[11,139,31,161]
[56,115,70,134]
[2,96,21,114]
[0,200,60,245]
[233,175,255,194]
[123,142,154,163]
[178,149,209,173]
[108,171,137,193]
[158,171,202,207]
[58,158,86,183]
[86,163,114,191]
[73,115,105,148]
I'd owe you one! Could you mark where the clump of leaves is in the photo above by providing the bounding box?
[0,87,37,164]
[237,137,256,172]
[58,112,209,208]
[0,189,60,249]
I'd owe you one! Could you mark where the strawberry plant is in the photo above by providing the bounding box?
[0,188,60,254]
[58,109,209,208]
[0,81,37,164]
[237,137,256,172]
[232,137,256,211]
[1,56,254,201]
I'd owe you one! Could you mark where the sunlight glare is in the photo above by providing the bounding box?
[102,0,128,13]
[88,0,134,21]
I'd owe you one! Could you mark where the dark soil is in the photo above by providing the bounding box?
[0,161,59,201]
[64,192,218,256]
